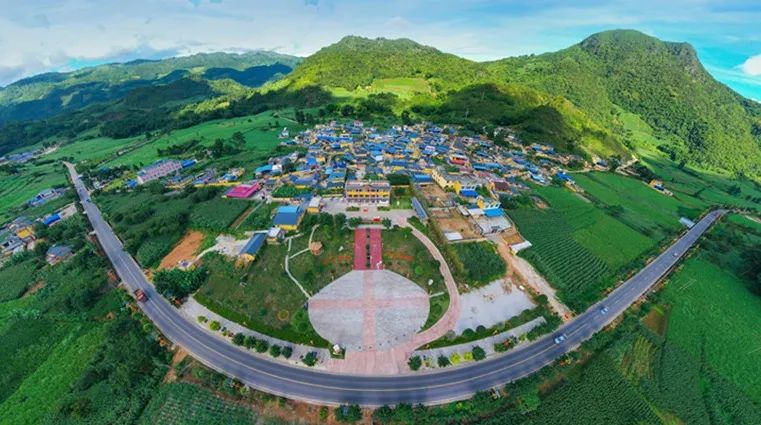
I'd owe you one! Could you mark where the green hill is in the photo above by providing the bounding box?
[0,51,301,123]
[488,30,761,174]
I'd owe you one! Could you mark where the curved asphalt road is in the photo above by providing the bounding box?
[67,163,723,406]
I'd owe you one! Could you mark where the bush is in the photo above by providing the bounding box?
[437,355,451,367]
[243,335,257,349]
[269,344,282,358]
[232,333,245,346]
[209,321,221,331]
[196,315,207,323]
[302,351,319,367]
[255,339,269,353]
[334,404,362,423]
[408,356,422,371]
[450,353,461,365]
[472,345,487,361]
[319,406,329,421]
[282,346,293,359]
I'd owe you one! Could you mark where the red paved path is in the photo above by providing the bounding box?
[353,228,367,270]
[369,228,383,270]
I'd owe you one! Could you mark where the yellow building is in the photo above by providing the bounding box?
[345,180,391,206]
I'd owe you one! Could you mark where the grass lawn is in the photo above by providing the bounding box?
[382,227,447,328]
[509,184,657,311]
[389,185,413,209]
[195,218,353,347]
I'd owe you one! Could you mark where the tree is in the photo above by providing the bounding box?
[269,344,282,358]
[319,406,329,421]
[472,346,486,361]
[348,217,363,228]
[244,335,257,349]
[232,333,245,346]
[302,351,319,366]
[382,218,392,229]
[255,339,269,353]
[334,404,362,423]
[231,131,245,145]
[437,355,451,367]
[408,356,422,371]
[281,346,293,359]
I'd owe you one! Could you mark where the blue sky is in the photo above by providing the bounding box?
[1,0,760,100]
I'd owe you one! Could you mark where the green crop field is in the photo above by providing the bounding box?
[573,172,698,240]
[138,382,266,425]
[0,161,67,224]
[509,184,656,311]
[97,187,251,267]
[660,257,761,403]
[103,110,305,170]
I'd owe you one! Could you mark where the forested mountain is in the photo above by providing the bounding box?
[489,30,761,174]
[0,51,301,123]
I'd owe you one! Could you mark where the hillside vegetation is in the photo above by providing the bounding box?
[0,51,300,124]
[490,30,761,174]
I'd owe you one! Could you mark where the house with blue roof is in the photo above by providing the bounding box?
[273,205,305,231]
[239,232,267,262]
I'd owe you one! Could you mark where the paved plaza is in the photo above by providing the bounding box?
[308,270,430,351]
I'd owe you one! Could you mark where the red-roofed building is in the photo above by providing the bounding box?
[224,183,261,199]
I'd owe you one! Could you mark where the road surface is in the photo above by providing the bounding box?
[66,163,723,406]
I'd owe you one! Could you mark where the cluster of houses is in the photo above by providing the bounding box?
[96,120,589,264]
[1,201,79,265]
[0,145,59,166]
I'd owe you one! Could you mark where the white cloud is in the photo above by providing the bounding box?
[740,54,761,76]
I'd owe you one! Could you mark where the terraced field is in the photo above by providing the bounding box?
[509,184,655,311]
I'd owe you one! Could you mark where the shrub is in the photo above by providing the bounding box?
[437,355,451,367]
[319,406,329,421]
[334,404,362,423]
[243,335,257,349]
[472,345,487,361]
[282,346,293,359]
[196,315,207,323]
[232,333,245,346]
[255,339,269,353]
[209,321,221,331]
[302,351,318,367]
[408,356,422,371]
[269,344,282,358]
[450,353,461,365]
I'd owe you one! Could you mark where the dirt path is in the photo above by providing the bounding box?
[231,202,262,230]
[158,230,205,270]
[495,241,574,321]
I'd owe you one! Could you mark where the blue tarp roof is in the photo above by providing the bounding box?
[460,189,478,197]
[43,213,60,226]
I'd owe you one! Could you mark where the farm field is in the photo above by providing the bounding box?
[573,172,698,240]
[138,382,265,425]
[0,245,169,425]
[509,184,657,311]
[102,109,306,171]
[97,187,251,267]
[0,161,67,224]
